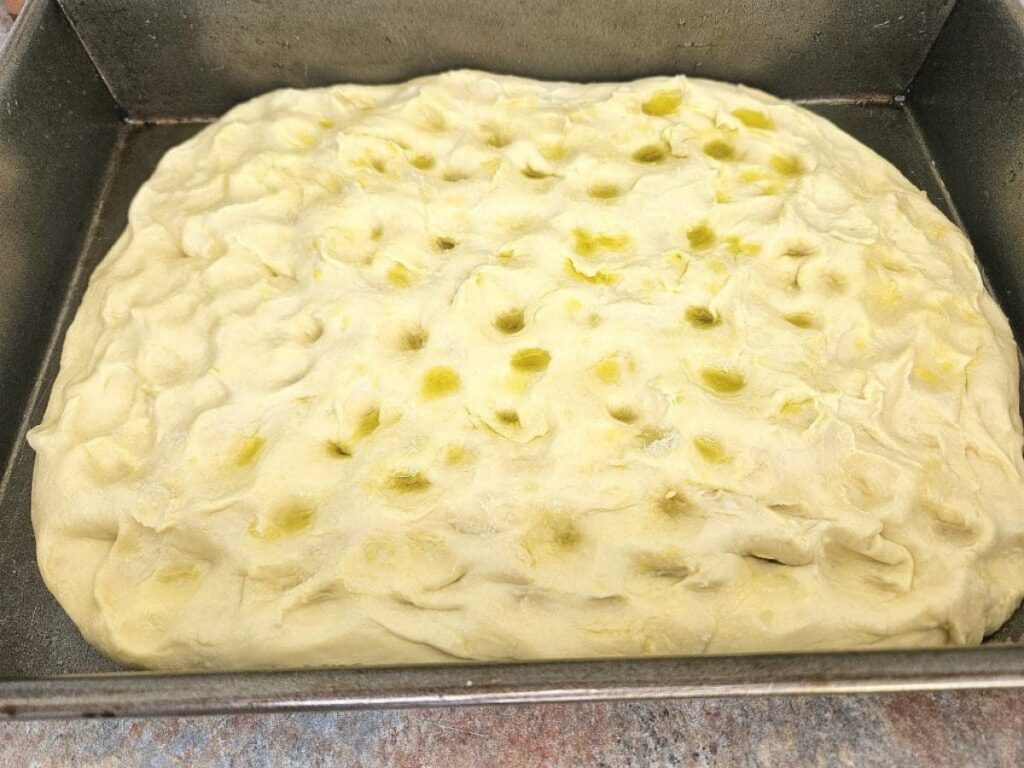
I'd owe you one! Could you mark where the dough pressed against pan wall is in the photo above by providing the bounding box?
[28,71,1024,669]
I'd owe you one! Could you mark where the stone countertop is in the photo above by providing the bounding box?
[1,692,1023,767]
[2,6,1023,767]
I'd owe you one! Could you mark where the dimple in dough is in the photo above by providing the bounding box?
[28,70,1024,670]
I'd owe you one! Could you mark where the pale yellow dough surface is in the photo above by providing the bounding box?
[29,71,1024,669]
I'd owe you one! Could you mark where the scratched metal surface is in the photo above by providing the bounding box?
[58,0,956,118]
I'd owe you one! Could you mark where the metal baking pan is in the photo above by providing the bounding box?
[1,0,1023,719]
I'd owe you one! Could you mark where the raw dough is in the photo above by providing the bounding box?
[29,71,1024,669]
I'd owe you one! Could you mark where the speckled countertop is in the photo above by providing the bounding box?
[2,7,1024,767]
[1,693,1023,766]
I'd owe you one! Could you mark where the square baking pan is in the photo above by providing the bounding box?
[1,0,1023,719]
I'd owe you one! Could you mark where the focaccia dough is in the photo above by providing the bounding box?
[28,71,1024,669]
